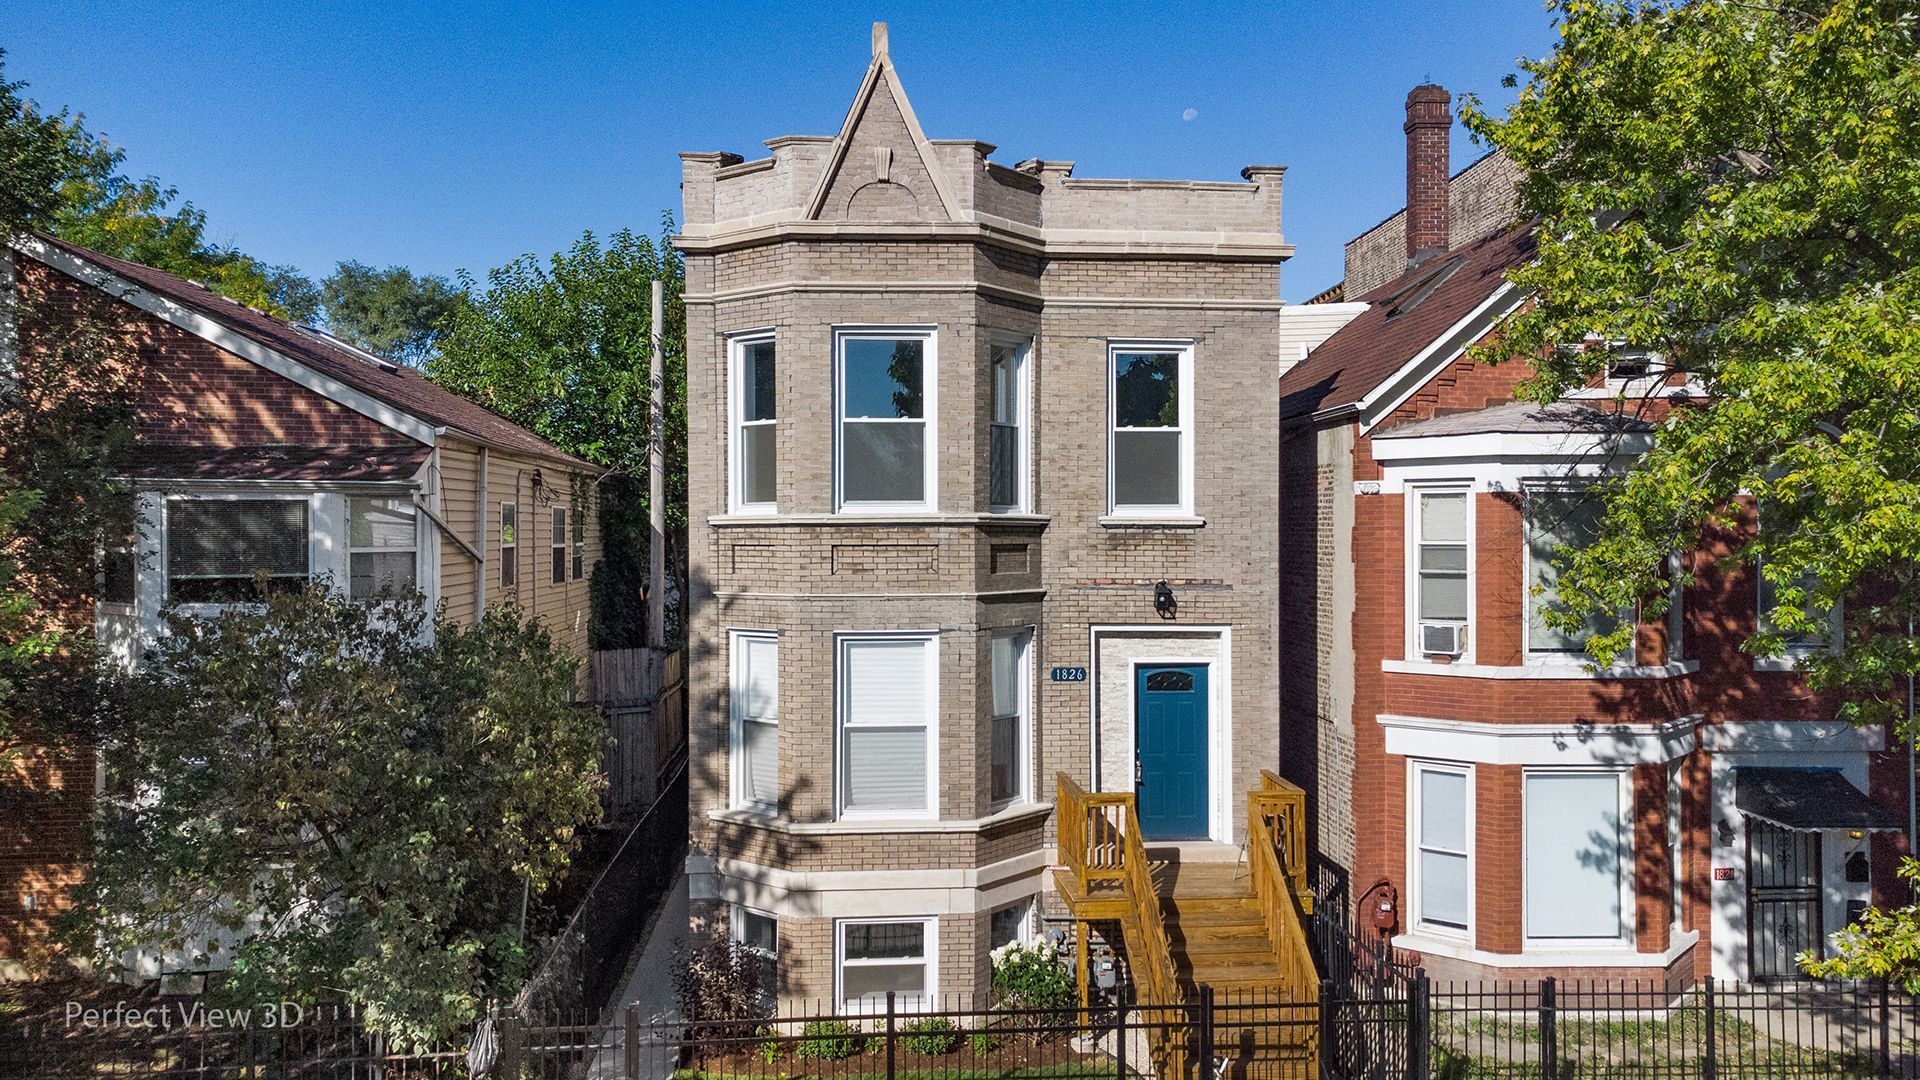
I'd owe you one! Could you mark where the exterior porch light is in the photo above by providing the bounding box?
[1154,580,1176,619]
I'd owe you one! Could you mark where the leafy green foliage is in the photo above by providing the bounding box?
[0,50,95,233]
[69,584,604,1046]
[1459,0,1920,730]
[432,226,686,645]
[794,1019,866,1060]
[1803,858,1920,990]
[671,934,776,1025]
[902,1016,960,1055]
[320,261,461,366]
[989,941,1074,1011]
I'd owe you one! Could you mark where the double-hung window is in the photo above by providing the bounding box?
[1108,342,1193,516]
[571,507,585,580]
[551,507,568,584]
[731,631,780,813]
[1524,770,1629,943]
[989,898,1033,951]
[837,633,938,818]
[988,630,1031,806]
[500,503,518,588]
[989,338,1029,512]
[1411,488,1470,656]
[837,918,935,1006]
[731,333,777,512]
[348,497,418,599]
[731,904,778,1010]
[1525,488,1624,655]
[1757,556,1836,655]
[837,328,935,511]
[165,497,309,603]
[1411,761,1471,936]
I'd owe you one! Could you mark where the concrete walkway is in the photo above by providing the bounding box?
[586,868,688,1080]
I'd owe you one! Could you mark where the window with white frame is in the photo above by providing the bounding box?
[1525,488,1625,655]
[988,898,1033,951]
[989,338,1029,512]
[166,498,309,603]
[348,497,417,599]
[1666,758,1684,930]
[731,334,777,511]
[988,630,1030,805]
[731,904,778,1008]
[837,918,934,1005]
[1411,488,1470,655]
[1108,343,1192,515]
[837,329,934,509]
[571,506,585,580]
[1757,556,1836,653]
[837,634,937,818]
[1524,770,1629,942]
[731,631,780,813]
[1411,761,1471,935]
[500,502,518,588]
[551,506,567,584]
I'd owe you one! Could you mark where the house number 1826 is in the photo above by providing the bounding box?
[1050,667,1088,682]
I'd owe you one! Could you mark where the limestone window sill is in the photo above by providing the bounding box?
[1096,515,1206,530]
[706,801,1053,835]
[708,512,1052,528]
[1380,658,1699,681]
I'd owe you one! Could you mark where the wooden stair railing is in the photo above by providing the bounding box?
[1247,770,1322,1001]
[1056,772,1188,1079]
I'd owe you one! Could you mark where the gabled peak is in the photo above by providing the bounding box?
[804,23,961,223]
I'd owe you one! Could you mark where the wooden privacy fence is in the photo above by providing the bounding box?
[591,647,687,819]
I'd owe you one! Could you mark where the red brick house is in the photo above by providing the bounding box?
[1276,87,1908,984]
[0,234,603,976]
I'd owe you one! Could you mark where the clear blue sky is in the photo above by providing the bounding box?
[0,1,1559,300]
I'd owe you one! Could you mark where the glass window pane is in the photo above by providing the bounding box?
[842,338,924,419]
[990,714,1017,802]
[842,962,925,1000]
[845,640,927,723]
[168,500,309,580]
[990,425,1018,507]
[1113,429,1181,507]
[1113,352,1180,428]
[1419,769,1467,851]
[989,903,1027,949]
[842,421,925,503]
[990,634,1020,718]
[1524,773,1623,938]
[350,551,416,598]
[1420,492,1467,542]
[1528,493,1617,652]
[350,498,416,549]
[992,347,1018,425]
[1419,850,1470,929]
[745,341,777,422]
[739,909,778,954]
[1419,547,1468,573]
[845,922,925,960]
[740,636,779,719]
[745,719,779,805]
[742,423,776,505]
[844,728,928,811]
[1418,574,1469,622]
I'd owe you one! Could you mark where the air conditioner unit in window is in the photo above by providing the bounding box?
[1420,621,1466,658]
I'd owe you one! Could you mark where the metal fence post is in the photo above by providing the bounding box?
[1318,978,1335,1080]
[1702,979,1716,1080]
[499,1013,523,1080]
[1409,971,1431,1080]
[1540,976,1558,1080]
[1197,985,1215,1079]
[885,991,897,1080]
[1115,991,1129,1080]
[1880,978,1892,1080]
[624,1003,641,1080]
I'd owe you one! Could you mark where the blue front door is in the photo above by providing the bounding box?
[1135,664,1209,840]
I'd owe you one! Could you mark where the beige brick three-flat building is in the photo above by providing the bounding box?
[676,25,1296,1006]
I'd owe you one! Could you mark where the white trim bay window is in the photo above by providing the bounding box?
[165,497,310,603]
[730,631,780,813]
[730,333,777,512]
[1757,556,1838,657]
[1524,770,1631,944]
[348,497,418,599]
[837,918,935,1007]
[989,337,1029,513]
[1525,488,1624,656]
[1410,761,1472,937]
[988,629,1031,806]
[1108,342,1193,516]
[837,633,938,819]
[836,328,936,511]
[1411,488,1470,658]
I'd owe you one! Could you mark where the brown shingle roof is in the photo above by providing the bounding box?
[124,444,435,483]
[1279,222,1537,422]
[1372,401,1655,439]
[29,234,597,470]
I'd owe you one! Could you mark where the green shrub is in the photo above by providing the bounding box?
[968,1029,997,1055]
[755,1026,782,1065]
[901,1016,959,1055]
[795,1019,865,1060]
[989,941,1075,1011]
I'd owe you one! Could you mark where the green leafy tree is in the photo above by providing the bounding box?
[432,226,686,646]
[69,584,604,1044]
[320,260,460,365]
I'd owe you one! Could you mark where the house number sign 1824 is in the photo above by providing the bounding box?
[1050,667,1088,683]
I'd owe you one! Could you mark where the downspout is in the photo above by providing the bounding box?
[475,446,488,621]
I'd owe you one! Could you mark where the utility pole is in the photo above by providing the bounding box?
[648,279,666,649]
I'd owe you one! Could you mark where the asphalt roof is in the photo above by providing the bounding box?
[30,233,597,470]
[1279,221,1537,422]
[124,444,435,483]
[1372,401,1655,440]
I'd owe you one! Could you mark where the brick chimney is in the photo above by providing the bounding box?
[1404,84,1452,267]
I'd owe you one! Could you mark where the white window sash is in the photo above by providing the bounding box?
[500,502,518,587]
[163,493,314,604]
[729,331,777,514]
[1406,485,1473,661]
[836,917,936,1008]
[834,327,938,513]
[836,633,938,820]
[988,337,1030,514]
[1409,760,1473,938]
[346,497,419,599]
[550,507,567,584]
[1522,769,1632,944]
[730,630,780,814]
[988,629,1031,806]
[1106,341,1194,516]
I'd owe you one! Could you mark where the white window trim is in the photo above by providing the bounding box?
[728,329,777,515]
[1521,767,1635,948]
[731,902,778,957]
[1521,482,1636,662]
[499,501,518,588]
[1106,340,1195,518]
[988,896,1036,951]
[729,629,780,816]
[834,325,938,514]
[550,505,567,585]
[988,335,1032,514]
[347,496,421,600]
[1407,759,1474,940]
[1405,483,1475,664]
[835,631,941,822]
[834,916,937,1010]
[161,492,315,609]
[1753,554,1843,672]
[988,628,1034,809]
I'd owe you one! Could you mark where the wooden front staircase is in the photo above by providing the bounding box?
[1055,771,1320,1078]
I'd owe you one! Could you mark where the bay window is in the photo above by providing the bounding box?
[837,918,934,1006]
[1525,488,1622,654]
[988,630,1030,805]
[837,633,938,818]
[1108,342,1193,515]
[1523,770,1629,942]
[1758,556,1836,654]
[348,497,418,599]
[166,498,309,603]
[1411,761,1471,935]
[731,334,777,512]
[989,338,1029,512]
[730,631,780,813]
[837,329,934,510]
